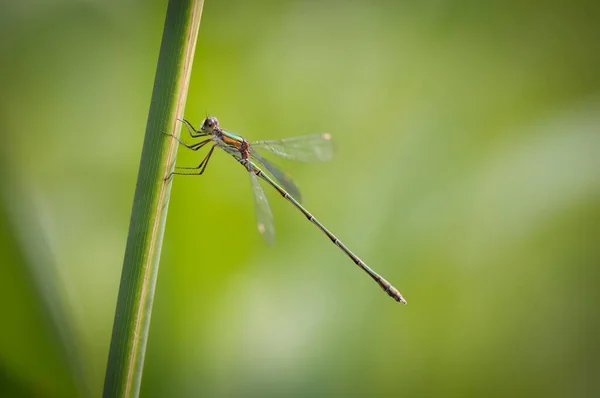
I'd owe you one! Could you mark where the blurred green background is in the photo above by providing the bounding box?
[1,0,599,397]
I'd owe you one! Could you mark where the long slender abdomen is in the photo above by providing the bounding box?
[249,161,407,304]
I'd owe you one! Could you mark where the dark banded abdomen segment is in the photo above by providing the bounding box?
[247,159,407,304]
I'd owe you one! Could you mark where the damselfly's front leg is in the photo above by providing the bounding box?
[178,118,206,138]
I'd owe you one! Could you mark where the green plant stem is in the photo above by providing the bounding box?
[103,1,204,397]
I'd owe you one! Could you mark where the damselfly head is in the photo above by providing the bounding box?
[201,116,219,134]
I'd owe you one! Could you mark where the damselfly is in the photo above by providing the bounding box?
[165,117,406,304]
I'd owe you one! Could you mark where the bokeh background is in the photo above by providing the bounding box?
[1,0,599,397]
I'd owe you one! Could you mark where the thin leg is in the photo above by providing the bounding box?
[184,138,212,151]
[163,132,211,151]
[167,144,216,179]
[178,118,206,138]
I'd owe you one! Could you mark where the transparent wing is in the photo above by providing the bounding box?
[250,133,335,162]
[249,149,303,203]
[247,161,276,245]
